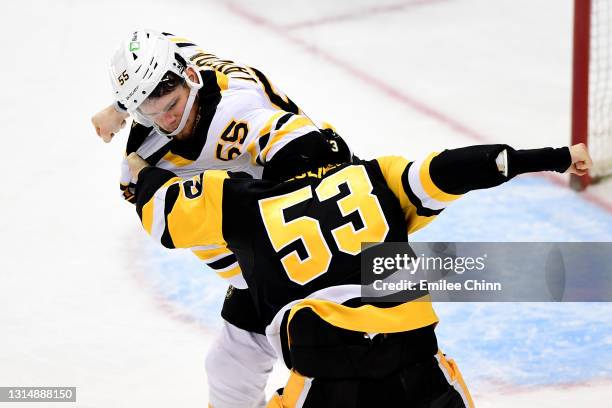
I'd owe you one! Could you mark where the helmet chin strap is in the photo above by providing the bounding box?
[156,67,203,138]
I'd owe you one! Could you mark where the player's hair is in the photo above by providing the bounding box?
[148,71,186,99]
[148,53,188,99]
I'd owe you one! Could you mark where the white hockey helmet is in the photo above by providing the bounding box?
[109,29,202,137]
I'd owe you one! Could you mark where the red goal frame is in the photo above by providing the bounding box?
[571,0,592,190]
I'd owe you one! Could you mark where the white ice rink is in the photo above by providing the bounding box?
[1,0,612,406]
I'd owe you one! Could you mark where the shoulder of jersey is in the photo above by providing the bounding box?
[125,121,172,157]
[126,121,154,154]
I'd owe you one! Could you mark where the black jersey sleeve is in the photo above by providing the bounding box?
[375,145,571,233]
[428,144,570,195]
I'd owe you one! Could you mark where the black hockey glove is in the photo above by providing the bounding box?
[262,129,353,181]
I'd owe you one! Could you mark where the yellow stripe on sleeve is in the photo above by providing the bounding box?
[216,264,241,279]
[259,116,313,160]
[162,151,194,167]
[246,111,285,164]
[278,371,308,408]
[419,152,462,203]
[169,37,192,43]
[437,351,475,408]
[192,247,232,261]
[376,156,446,234]
[141,177,181,235]
[376,156,411,211]
[141,198,154,235]
[215,70,229,91]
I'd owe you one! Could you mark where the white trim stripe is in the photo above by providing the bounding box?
[265,284,362,359]
[200,252,237,265]
[191,244,224,251]
[214,261,239,274]
[150,186,171,244]
[223,273,248,289]
[265,120,318,162]
[295,376,313,408]
[407,159,448,211]
[434,353,473,408]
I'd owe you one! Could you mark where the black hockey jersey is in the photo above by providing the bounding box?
[135,154,454,356]
[134,144,571,358]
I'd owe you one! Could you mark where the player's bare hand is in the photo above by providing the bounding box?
[567,143,593,176]
[91,105,130,143]
[127,153,150,181]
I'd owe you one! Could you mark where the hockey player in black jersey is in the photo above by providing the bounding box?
[127,139,592,407]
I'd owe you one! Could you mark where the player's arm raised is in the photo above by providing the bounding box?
[425,143,589,195]
[377,143,591,234]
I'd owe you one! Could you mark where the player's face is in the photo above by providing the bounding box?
[137,68,200,139]
[138,85,190,133]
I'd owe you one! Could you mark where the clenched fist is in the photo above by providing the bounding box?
[92,105,130,143]
[127,152,150,181]
[567,143,593,176]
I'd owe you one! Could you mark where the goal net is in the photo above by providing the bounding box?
[572,0,612,189]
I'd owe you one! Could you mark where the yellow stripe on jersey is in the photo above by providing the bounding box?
[286,295,438,344]
[141,178,179,235]
[276,370,308,408]
[376,156,436,234]
[214,70,229,91]
[419,152,462,203]
[436,351,475,408]
[162,151,194,167]
[216,264,241,279]
[165,171,228,248]
[169,37,192,44]
[192,246,232,261]
[376,156,412,213]
[141,196,155,235]
[319,120,336,132]
[246,111,285,164]
[259,116,313,161]
[266,394,282,408]
[201,170,228,244]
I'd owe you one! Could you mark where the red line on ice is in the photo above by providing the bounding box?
[223,1,612,214]
[224,1,489,143]
[283,0,450,31]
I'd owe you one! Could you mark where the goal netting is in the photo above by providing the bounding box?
[572,0,612,188]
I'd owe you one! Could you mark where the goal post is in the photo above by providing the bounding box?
[571,0,612,190]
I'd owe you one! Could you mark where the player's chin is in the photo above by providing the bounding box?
[160,125,178,133]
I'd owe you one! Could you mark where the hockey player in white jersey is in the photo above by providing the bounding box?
[95,29,351,408]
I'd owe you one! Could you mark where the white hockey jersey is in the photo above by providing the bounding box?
[120,33,339,288]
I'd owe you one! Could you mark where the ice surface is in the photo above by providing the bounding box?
[0,0,611,406]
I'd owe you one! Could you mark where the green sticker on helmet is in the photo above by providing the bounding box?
[129,42,140,52]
